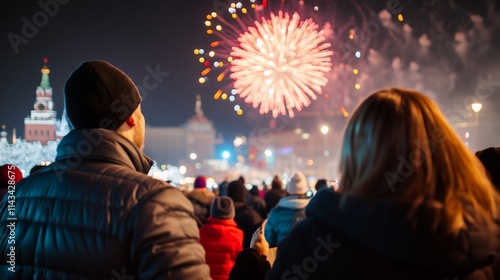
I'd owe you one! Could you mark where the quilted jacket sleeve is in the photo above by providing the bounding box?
[130,186,211,279]
[264,212,278,248]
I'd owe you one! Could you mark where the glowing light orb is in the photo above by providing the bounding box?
[230,12,332,117]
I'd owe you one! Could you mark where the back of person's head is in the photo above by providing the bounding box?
[227,180,247,203]
[64,60,142,131]
[0,164,23,198]
[271,175,282,190]
[314,179,328,192]
[238,175,245,185]
[211,197,236,220]
[249,185,260,196]
[339,88,497,234]
[194,175,207,190]
[287,171,308,195]
[475,147,500,190]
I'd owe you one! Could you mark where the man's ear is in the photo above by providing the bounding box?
[125,116,136,127]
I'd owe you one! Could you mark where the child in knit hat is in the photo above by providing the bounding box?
[200,197,244,280]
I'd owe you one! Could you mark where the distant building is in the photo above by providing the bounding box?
[246,127,342,180]
[24,59,68,145]
[144,95,217,168]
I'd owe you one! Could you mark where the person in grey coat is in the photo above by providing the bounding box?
[0,61,210,279]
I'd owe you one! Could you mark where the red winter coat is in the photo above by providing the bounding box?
[200,217,244,280]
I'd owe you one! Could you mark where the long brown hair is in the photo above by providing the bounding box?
[339,88,497,235]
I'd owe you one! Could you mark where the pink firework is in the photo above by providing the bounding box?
[231,11,333,117]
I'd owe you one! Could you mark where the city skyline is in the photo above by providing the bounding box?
[1,1,254,143]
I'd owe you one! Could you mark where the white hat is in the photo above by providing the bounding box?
[287,171,308,195]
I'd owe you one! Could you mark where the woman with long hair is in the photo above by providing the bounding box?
[266,88,500,279]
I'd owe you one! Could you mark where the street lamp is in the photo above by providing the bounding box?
[320,125,329,135]
[320,125,329,178]
[471,103,482,113]
[471,103,482,151]
[320,125,329,156]
[264,149,273,157]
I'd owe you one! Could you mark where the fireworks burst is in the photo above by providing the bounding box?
[195,2,333,118]
[232,12,333,117]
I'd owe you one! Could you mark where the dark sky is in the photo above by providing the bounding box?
[1,0,253,141]
[2,0,499,145]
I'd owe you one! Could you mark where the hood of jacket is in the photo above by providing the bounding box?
[277,195,311,209]
[55,128,153,174]
[306,188,500,274]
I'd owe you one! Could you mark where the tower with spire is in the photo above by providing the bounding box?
[24,59,68,145]
[184,94,216,161]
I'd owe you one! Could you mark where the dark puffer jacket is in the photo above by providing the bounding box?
[0,129,210,279]
[234,202,264,249]
[267,188,500,279]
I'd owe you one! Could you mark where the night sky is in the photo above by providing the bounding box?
[1,0,253,141]
[2,0,500,146]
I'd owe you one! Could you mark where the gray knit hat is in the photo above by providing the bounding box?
[64,61,142,130]
[211,197,235,220]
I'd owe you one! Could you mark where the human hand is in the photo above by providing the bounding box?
[250,220,269,257]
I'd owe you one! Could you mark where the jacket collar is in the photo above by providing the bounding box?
[55,128,153,174]
[207,216,238,226]
[277,195,311,209]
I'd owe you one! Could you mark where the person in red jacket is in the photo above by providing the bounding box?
[0,164,23,199]
[200,197,244,280]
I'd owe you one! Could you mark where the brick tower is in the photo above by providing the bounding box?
[24,59,57,145]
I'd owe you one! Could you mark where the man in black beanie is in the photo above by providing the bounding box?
[0,61,210,279]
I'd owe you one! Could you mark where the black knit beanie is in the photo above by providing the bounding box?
[227,180,247,203]
[211,197,235,220]
[64,61,142,130]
